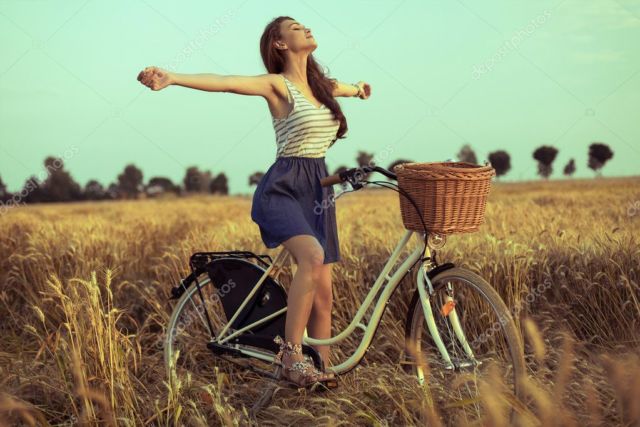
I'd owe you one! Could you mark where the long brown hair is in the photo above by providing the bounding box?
[259,16,348,147]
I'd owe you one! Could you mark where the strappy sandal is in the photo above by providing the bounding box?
[273,335,338,390]
[302,354,338,389]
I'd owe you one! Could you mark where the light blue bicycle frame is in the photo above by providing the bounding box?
[208,227,476,375]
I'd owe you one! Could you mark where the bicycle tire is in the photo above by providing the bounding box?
[404,266,526,423]
[164,271,285,416]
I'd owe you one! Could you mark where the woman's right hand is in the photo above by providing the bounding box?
[137,66,173,91]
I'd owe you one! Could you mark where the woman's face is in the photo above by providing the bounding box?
[276,19,317,52]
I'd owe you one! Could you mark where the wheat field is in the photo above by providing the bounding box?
[1,177,639,426]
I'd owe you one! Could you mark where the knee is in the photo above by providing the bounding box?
[299,248,325,282]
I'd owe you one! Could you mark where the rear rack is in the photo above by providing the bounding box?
[189,251,273,272]
[169,251,274,300]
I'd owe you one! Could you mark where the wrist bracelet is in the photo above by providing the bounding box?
[351,83,362,98]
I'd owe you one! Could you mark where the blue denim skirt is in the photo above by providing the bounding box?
[251,156,340,264]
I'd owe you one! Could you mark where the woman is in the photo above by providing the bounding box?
[137,15,371,389]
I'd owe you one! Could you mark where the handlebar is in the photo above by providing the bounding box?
[320,165,397,188]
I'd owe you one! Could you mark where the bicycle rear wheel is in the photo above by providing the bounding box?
[163,269,284,417]
[404,266,526,424]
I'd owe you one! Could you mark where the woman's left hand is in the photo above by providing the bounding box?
[356,81,371,99]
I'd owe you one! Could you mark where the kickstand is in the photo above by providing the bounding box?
[249,366,283,418]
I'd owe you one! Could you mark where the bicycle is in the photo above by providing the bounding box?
[163,164,526,422]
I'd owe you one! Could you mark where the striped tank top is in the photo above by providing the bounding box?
[272,74,340,159]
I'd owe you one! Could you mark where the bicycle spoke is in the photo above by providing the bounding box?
[436,282,482,420]
[406,267,525,424]
[164,276,281,415]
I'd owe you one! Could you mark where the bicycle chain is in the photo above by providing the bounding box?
[208,347,282,382]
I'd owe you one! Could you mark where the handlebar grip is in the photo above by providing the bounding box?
[320,173,343,187]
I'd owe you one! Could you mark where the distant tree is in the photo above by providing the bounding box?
[563,158,576,177]
[457,144,478,164]
[356,151,374,180]
[249,172,264,186]
[533,145,559,179]
[356,151,374,167]
[488,150,511,178]
[0,175,7,201]
[588,142,614,177]
[84,180,106,200]
[36,156,83,202]
[117,164,144,199]
[22,175,45,204]
[106,182,119,199]
[201,171,212,191]
[184,167,201,192]
[183,166,211,192]
[0,176,15,204]
[333,165,348,175]
[146,176,179,196]
[209,173,228,195]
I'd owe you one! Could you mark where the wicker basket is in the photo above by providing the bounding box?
[393,161,496,234]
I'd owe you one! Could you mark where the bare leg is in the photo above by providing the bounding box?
[280,235,324,367]
[307,263,333,366]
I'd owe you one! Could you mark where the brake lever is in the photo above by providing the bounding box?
[348,175,365,190]
[339,165,375,190]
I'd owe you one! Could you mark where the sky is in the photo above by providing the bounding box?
[1,0,639,196]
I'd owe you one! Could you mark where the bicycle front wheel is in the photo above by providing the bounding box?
[404,266,526,423]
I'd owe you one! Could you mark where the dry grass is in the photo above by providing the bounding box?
[0,177,639,426]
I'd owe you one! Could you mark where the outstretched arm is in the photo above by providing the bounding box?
[137,66,276,98]
[171,72,276,97]
[330,79,371,99]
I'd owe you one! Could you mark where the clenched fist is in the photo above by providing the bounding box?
[355,81,371,99]
[137,66,173,91]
